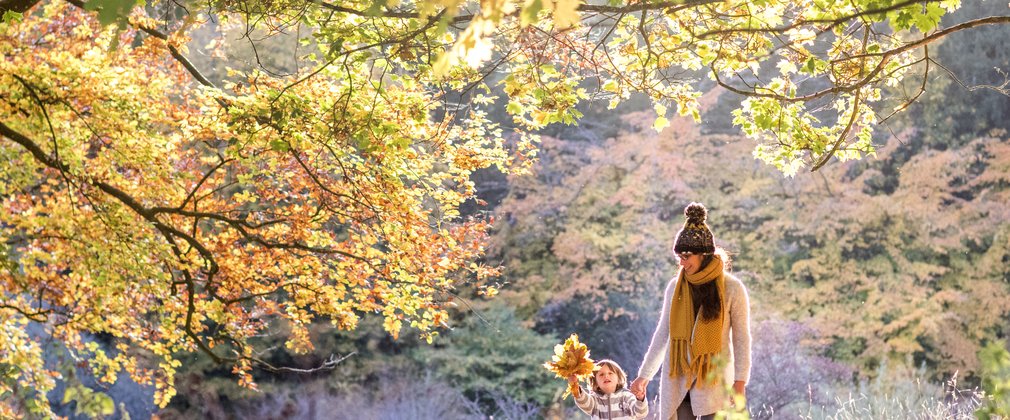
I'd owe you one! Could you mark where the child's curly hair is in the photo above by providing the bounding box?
[589,359,628,394]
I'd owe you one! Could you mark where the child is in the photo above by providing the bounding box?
[569,359,648,419]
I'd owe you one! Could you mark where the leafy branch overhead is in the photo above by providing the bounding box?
[1,0,1007,415]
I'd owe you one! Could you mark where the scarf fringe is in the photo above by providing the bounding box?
[692,354,718,388]
[669,341,719,388]
[669,339,690,378]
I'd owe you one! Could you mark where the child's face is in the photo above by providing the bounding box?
[594,365,619,395]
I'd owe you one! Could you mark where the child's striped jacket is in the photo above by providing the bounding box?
[573,386,649,420]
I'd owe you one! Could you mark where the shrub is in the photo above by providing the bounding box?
[747,319,851,419]
[977,342,1010,419]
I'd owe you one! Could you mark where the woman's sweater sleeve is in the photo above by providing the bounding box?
[637,279,676,381]
[730,278,752,383]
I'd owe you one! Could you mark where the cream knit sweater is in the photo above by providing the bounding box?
[636,273,751,419]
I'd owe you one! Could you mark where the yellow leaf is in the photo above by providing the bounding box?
[552,0,581,29]
[543,333,596,398]
[653,116,670,132]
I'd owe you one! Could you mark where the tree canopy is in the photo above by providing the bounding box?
[2,0,1010,414]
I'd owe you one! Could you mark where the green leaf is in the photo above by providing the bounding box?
[390,136,411,149]
[83,0,139,26]
[97,394,115,415]
[653,116,669,132]
[912,3,945,33]
[892,10,914,31]
[506,101,523,115]
[978,342,1010,418]
[365,0,390,16]
[803,57,817,74]
[2,10,23,23]
[327,38,344,59]
[800,57,827,75]
[62,386,78,404]
[269,139,290,152]
[354,132,374,152]
[521,0,543,27]
[601,79,619,93]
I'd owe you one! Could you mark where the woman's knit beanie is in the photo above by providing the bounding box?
[673,202,715,254]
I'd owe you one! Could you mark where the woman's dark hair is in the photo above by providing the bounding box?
[691,279,721,322]
[691,251,730,322]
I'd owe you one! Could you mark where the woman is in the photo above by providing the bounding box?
[629,202,751,419]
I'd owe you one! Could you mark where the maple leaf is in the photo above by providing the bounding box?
[551,0,581,29]
[542,333,596,398]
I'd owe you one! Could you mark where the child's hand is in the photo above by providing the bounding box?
[630,377,648,399]
[567,375,581,396]
[631,384,646,401]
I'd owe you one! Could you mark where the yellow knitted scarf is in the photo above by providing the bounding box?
[668,255,726,387]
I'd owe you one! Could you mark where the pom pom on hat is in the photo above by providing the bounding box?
[684,203,707,225]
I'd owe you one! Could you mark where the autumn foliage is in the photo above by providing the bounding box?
[0,1,529,414]
[543,333,596,398]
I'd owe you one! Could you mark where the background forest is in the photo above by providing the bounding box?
[6,1,1010,419]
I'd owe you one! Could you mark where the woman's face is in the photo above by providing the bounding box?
[677,252,703,275]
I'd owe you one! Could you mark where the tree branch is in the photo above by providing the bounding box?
[65,0,220,91]
[311,0,722,24]
[810,90,861,172]
[0,303,51,322]
[837,16,1010,63]
[252,351,355,374]
[930,56,1010,96]
[712,15,1010,105]
[692,0,940,39]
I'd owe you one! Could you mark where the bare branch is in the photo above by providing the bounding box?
[879,49,929,124]
[253,351,356,374]
[931,56,1010,96]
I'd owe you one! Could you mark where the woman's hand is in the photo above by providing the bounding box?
[732,380,746,398]
[630,377,648,399]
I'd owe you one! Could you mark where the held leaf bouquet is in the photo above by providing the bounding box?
[542,333,596,398]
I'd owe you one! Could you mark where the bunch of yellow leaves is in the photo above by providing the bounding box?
[542,333,597,398]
